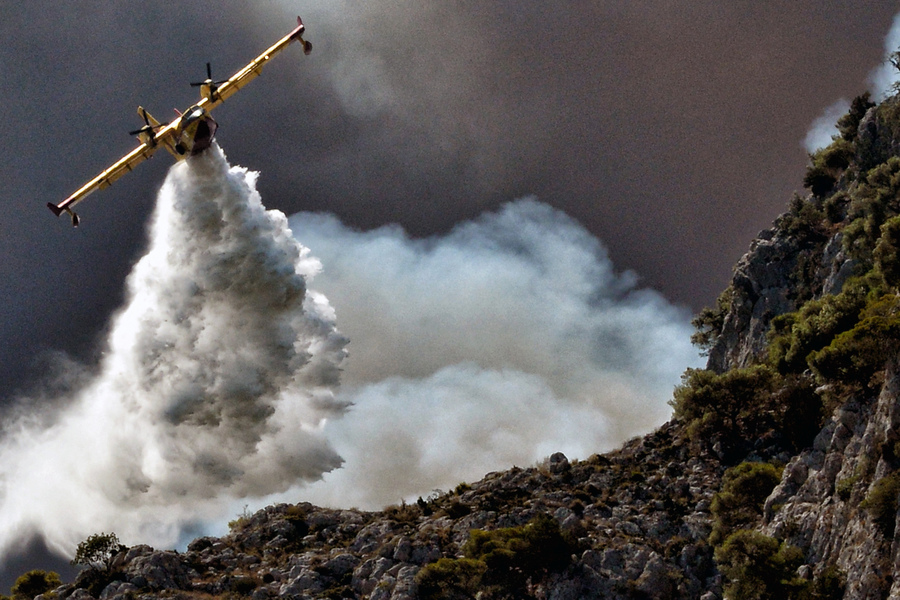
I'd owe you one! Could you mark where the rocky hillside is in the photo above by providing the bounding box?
[22,89,900,600]
[44,427,723,600]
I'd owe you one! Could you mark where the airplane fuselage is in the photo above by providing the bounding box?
[173,106,218,157]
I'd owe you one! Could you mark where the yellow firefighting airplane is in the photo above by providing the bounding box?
[48,17,313,226]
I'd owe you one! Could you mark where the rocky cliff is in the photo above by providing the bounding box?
[691,91,900,599]
[26,92,900,600]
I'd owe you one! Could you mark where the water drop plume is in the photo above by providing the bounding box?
[0,144,348,558]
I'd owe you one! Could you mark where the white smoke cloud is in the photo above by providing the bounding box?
[0,145,347,558]
[285,201,703,509]
[803,98,849,153]
[0,150,701,562]
[869,11,900,99]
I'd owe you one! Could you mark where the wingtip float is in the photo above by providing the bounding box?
[48,16,312,227]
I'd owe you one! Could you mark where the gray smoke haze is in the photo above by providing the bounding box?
[286,201,702,509]
[6,1,900,584]
[0,146,348,558]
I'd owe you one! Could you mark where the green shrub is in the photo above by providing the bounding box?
[416,558,486,600]
[803,137,856,198]
[10,570,61,600]
[823,191,850,224]
[843,156,900,263]
[671,365,821,457]
[710,462,783,545]
[714,530,806,600]
[71,532,124,574]
[464,513,574,592]
[417,496,435,516]
[443,500,471,519]
[836,93,875,141]
[810,565,846,600]
[874,215,900,288]
[284,504,307,521]
[860,472,900,538]
[835,473,860,501]
[809,294,900,390]
[856,97,900,173]
[777,195,828,243]
[803,164,837,198]
[282,505,310,542]
[384,500,420,523]
[417,514,574,599]
[671,366,775,434]
[228,505,252,531]
[765,273,900,396]
[691,287,733,353]
[821,139,855,171]
[767,281,869,376]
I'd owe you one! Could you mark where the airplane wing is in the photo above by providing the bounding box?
[196,16,311,111]
[47,141,161,226]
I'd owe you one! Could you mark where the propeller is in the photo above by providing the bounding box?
[128,108,168,138]
[190,62,229,96]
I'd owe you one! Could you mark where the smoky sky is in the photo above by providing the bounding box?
[0,2,897,400]
[286,200,702,509]
[2,1,900,586]
[3,2,897,403]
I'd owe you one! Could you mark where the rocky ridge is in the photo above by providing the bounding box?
[47,424,725,600]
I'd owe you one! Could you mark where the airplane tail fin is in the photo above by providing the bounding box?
[291,17,306,38]
[47,202,80,227]
[290,17,312,54]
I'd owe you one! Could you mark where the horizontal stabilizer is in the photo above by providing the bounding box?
[47,202,79,226]
[47,202,64,217]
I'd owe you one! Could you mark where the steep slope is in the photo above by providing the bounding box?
[687,91,900,599]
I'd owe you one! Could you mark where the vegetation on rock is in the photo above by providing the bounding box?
[709,462,782,546]
[71,533,123,575]
[2,570,61,600]
[714,530,806,600]
[416,513,576,600]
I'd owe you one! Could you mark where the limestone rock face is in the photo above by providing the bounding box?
[754,360,900,600]
[707,228,802,373]
[707,222,853,374]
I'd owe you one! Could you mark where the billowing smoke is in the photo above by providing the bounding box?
[0,148,702,564]
[285,201,702,509]
[869,11,900,98]
[0,145,348,558]
[803,98,850,153]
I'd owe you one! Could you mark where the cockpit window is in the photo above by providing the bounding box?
[183,106,206,124]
